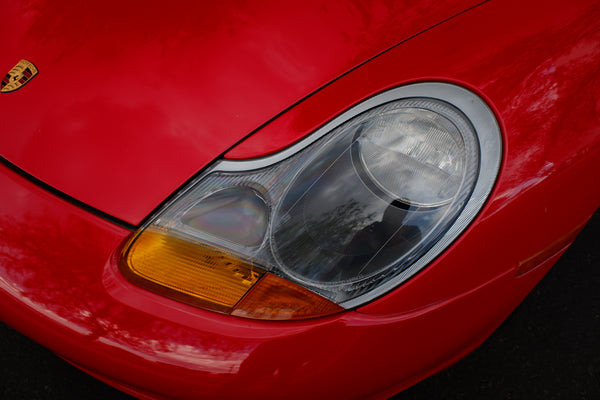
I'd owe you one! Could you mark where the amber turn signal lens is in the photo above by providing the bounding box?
[515,220,587,276]
[121,229,264,313]
[232,273,343,320]
[121,229,342,320]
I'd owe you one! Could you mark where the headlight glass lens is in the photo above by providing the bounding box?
[268,98,479,302]
[121,83,501,318]
[356,106,465,206]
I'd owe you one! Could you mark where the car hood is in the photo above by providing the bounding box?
[0,0,480,225]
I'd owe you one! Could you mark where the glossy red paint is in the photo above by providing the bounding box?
[0,0,480,226]
[226,0,600,315]
[0,1,600,400]
[0,160,579,400]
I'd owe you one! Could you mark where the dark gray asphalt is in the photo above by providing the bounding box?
[1,211,599,399]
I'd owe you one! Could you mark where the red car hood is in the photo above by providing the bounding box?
[0,0,479,225]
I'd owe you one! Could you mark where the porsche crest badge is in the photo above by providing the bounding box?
[1,60,38,93]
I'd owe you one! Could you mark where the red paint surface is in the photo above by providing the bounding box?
[1,0,600,399]
[0,0,479,226]
[0,156,592,400]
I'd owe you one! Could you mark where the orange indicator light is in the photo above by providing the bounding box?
[121,229,343,320]
[121,229,264,313]
[515,220,588,276]
[232,273,343,320]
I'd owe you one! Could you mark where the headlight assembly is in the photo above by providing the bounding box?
[121,82,502,320]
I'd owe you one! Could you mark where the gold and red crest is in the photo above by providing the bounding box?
[1,60,38,93]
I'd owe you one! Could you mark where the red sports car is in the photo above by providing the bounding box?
[1,0,599,399]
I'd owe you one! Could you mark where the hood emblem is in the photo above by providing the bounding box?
[1,59,38,93]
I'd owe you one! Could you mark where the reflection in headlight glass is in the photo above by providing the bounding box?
[143,95,484,305]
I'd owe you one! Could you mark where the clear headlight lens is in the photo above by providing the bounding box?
[356,106,466,207]
[121,83,501,319]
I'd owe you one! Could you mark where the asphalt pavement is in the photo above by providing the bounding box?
[1,212,599,399]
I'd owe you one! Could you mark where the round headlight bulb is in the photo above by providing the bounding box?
[353,104,468,208]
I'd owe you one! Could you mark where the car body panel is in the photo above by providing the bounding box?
[0,159,576,399]
[227,0,600,313]
[1,0,600,399]
[0,0,481,226]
